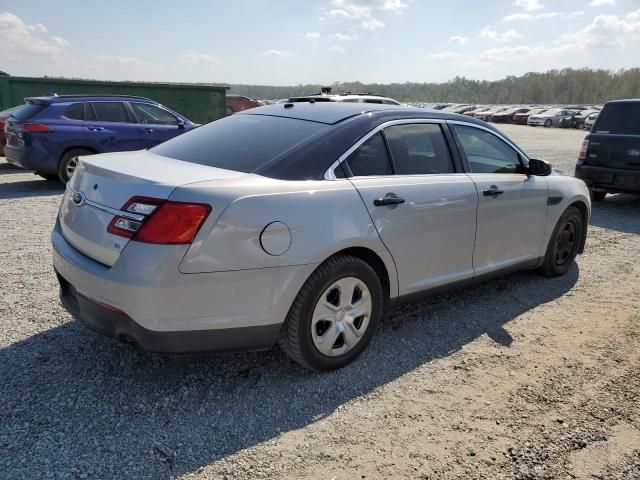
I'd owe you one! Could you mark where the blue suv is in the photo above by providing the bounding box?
[4,95,198,183]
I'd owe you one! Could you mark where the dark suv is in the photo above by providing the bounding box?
[575,99,640,201]
[4,95,197,183]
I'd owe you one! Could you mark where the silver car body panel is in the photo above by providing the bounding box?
[52,112,591,344]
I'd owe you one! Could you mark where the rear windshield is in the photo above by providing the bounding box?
[151,114,328,172]
[11,102,47,121]
[595,103,640,135]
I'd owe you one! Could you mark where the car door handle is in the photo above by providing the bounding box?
[87,126,104,131]
[374,196,405,207]
[483,186,504,197]
[139,128,154,133]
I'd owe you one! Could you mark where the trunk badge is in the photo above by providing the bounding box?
[72,192,86,206]
[627,149,640,157]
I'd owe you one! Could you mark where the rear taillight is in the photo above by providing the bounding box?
[107,197,211,245]
[578,139,589,161]
[23,123,54,133]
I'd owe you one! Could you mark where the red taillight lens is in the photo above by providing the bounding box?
[578,139,589,161]
[23,123,54,133]
[134,202,211,244]
[107,197,211,244]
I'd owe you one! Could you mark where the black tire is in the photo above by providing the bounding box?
[544,119,553,128]
[589,189,607,202]
[278,254,384,371]
[58,148,93,184]
[539,206,584,277]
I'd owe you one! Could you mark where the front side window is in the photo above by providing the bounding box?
[90,102,131,123]
[454,125,522,174]
[344,132,393,177]
[131,103,178,125]
[384,124,454,175]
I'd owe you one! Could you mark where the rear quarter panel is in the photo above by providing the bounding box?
[173,177,398,293]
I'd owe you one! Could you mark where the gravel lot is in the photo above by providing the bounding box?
[1,124,639,479]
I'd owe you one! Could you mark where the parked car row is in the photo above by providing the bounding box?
[408,102,602,130]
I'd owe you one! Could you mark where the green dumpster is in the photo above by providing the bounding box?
[0,76,228,123]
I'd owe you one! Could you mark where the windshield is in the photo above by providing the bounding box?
[151,114,328,173]
[10,102,47,122]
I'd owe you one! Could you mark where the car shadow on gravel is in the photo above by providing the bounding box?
[589,194,640,234]
[0,161,26,175]
[0,178,63,199]
[0,266,578,479]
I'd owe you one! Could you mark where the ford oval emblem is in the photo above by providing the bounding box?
[72,192,86,206]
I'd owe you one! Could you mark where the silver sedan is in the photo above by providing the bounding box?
[52,103,591,370]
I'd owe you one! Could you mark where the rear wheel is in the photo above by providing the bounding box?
[58,148,92,184]
[278,254,383,371]
[589,189,607,202]
[539,206,584,277]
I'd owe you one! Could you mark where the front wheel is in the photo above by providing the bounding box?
[58,148,93,184]
[544,119,553,128]
[539,206,584,277]
[278,254,384,371]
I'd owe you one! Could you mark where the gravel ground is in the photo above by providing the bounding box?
[1,125,639,480]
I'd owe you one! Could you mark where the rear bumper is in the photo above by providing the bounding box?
[5,144,57,173]
[575,164,640,194]
[51,219,317,353]
[56,272,280,353]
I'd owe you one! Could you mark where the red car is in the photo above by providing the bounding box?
[0,106,19,156]
[226,95,263,115]
[513,108,548,125]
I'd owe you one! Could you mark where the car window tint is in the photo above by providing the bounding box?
[152,114,327,173]
[11,103,47,121]
[364,99,383,104]
[345,132,393,177]
[384,124,453,175]
[454,125,522,174]
[91,102,130,123]
[131,103,178,125]
[595,103,640,135]
[64,103,84,120]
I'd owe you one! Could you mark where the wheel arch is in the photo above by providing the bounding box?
[323,246,396,310]
[59,145,99,164]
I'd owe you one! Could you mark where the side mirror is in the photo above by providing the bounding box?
[177,118,186,130]
[527,158,552,176]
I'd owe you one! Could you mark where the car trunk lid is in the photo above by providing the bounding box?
[58,150,246,266]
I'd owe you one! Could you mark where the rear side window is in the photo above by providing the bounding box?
[384,124,454,175]
[595,103,640,135]
[344,132,393,177]
[151,114,327,173]
[91,102,131,123]
[11,103,47,121]
[64,103,84,120]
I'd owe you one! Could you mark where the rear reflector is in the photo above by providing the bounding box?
[23,123,54,133]
[107,197,211,245]
[578,139,589,161]
[134,202,211,245]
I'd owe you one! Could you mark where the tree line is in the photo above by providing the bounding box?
[225,68,640,104]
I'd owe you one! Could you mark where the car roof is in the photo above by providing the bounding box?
[241,102,491,126]
[25,94,155,104]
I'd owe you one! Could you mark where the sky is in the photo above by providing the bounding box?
[1,0,639,86]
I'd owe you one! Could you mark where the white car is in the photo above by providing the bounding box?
[52,103,590,370]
